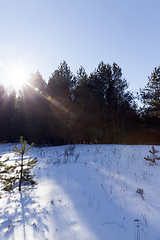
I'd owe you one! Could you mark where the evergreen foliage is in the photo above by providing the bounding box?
[12,136,36,191]
[140,66,160,118]
[1,60,160,145]
[0,136,37,192]
[0,156,37,191]
[144,146,160,164]
[21,71,48,144]
[88,62,135,143]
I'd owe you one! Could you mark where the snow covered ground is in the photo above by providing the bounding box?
[0,143,160,240]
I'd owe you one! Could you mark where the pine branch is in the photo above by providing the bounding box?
[12,146,21,154]
[24,143,35,154]
[144,156,152,162]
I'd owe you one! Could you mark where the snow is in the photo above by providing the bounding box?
[0,143,160,240]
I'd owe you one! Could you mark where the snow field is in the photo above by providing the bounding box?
[0,143,160,239]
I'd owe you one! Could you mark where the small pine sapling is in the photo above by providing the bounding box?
[144,146,160,164]
[0,137,37,192]
[12,136,37,191]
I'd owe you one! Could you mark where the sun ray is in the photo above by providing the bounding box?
[6,61,31,91]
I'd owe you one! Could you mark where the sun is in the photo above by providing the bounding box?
[7,62,30,91]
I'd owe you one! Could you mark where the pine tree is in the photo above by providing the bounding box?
[0,136,37,192]
[21,71,48,144]
[12,136,36,191]
[88,62,133,143]
[47,60,74,100]
[46,61,74,144]
[0,85,7,142]
[144,146,160,164]
[140,66,160,117]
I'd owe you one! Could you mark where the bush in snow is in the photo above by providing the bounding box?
[136,188,144,200]
[63,145,76,163]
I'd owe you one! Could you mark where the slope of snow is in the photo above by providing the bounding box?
[0,143,160,240]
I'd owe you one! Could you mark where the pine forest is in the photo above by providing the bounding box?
[1,60,160,146]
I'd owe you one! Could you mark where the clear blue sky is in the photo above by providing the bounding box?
[0,0,160,92]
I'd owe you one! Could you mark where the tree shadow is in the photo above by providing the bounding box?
[0,187,49,240]
[40,145,136,239]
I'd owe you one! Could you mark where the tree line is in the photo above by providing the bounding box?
[1,60,160,145]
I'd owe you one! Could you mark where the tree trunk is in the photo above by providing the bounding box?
[19,153,23,191]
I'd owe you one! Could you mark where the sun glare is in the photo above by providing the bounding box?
[7,63,30,91]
